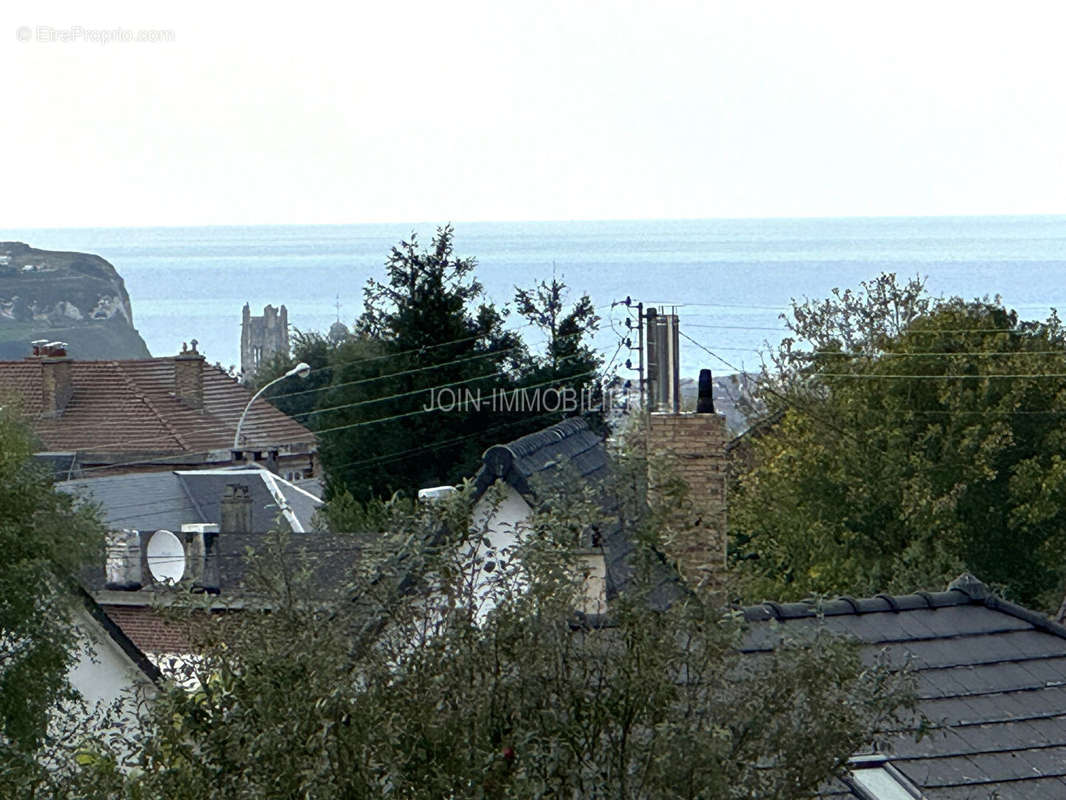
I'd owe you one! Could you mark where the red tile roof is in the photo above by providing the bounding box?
[0,357,316,457]
[99,604,194,655]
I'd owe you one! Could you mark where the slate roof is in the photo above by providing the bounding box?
[58,466,322,533]
[0,356,315,457]
[95,526,370,654]
[742,574,1066,799]
[473,417,684,609]
[473,417,608,500]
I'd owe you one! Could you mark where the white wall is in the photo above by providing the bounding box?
[465,483,533,619]
[60,604,157,764]
[68,605,156,712]
[471,481,607,615]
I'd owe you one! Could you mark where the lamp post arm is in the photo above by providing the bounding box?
[234,373,287,450]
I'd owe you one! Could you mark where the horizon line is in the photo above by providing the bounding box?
[3,211,1066,233]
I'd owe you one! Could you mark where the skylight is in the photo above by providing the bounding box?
[846,756,922,799]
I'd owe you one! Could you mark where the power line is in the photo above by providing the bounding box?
[69,366,603,477]
[18,321,609,452]
[267,323,604,401]
[810,350,1066,358]
[312,367,601,436]
[84,405,609,523]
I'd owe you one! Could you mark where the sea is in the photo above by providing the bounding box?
[2,216,1065,378]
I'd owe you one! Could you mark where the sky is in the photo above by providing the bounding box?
[3,0,1065,227]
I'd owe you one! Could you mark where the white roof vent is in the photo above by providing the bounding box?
[181,523,220,535]
[418,485,456,502]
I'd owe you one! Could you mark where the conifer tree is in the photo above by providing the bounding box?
[317,225,526,501]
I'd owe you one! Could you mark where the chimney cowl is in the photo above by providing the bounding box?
[697,369,715,414]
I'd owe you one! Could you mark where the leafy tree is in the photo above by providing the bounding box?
[0,408,110,792]
[251,328,380,422]
[124,443,916,799]
[732,273,1066,610]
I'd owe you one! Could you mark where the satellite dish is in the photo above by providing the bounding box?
[146,529,186,584]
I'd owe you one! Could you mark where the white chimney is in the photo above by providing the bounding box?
[181,523,220,594]
[572,547,607,615]
[105,529,143,590]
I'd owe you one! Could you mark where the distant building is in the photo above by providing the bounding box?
[328,320,351,345]
[241,303,289,379]
[0,341,318,477]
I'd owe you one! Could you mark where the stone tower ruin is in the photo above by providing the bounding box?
[241,303,289,379]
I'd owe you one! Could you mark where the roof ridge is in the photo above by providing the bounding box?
[499,416,590,459]
[741,573,1066,640]
[742,589,975,622]
[115,361,189,450]
[175,473,209,524]
[0,356,179,366]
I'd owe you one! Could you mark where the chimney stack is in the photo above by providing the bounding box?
[181,523,221,594]
[646,363,729,588]
[220,483,253,534]
[174,340,205,410]
[644,308,681,412]
[28,340,73,417]
[104,529,143,590]
[572,547,607,615]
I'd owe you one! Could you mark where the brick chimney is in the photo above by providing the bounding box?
[647,368,728,587]
[174,340,205,410]
[220,484,253,534]
[28,340,73,417]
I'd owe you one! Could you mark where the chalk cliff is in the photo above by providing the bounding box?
[0,242,151,359]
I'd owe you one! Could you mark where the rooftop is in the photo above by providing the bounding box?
[0,356,315,458]
[58,466,322,534]
[743,574,1066,799]
[474,416,684,609]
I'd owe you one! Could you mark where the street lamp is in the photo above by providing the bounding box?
[233,362,311,452]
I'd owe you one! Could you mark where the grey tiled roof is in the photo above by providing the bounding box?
[200,531,367,598]
[60,470,201,532]
[473,417,608,500]
[743,574,1066,799]
[61,467,348,598]
[474,417,684,609]
[59,466,321,533]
